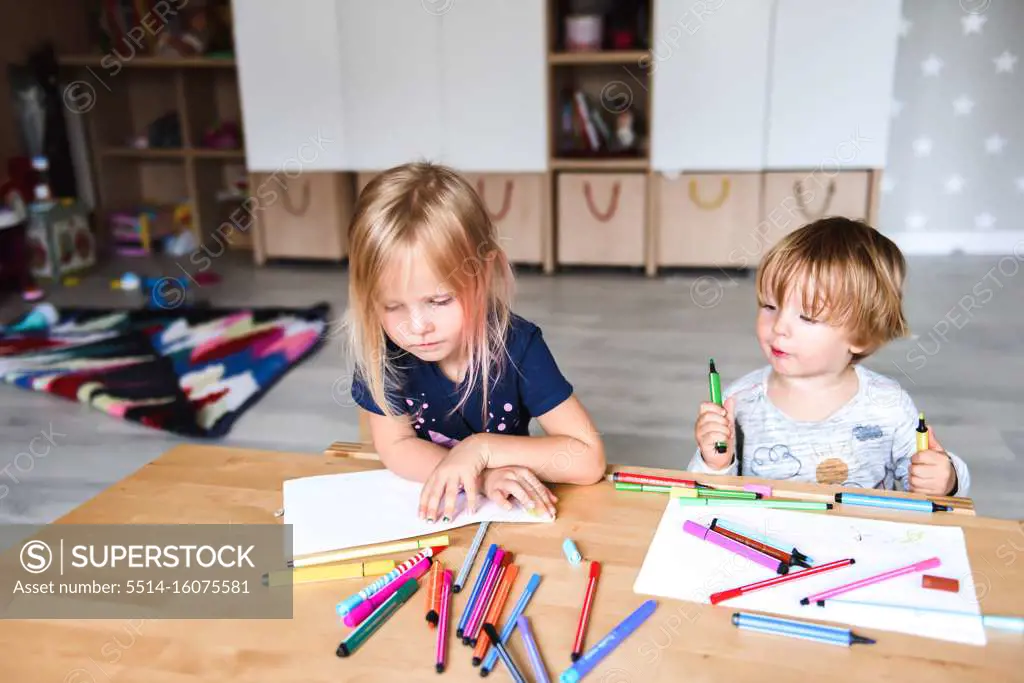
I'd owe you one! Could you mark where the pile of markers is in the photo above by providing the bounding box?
[329,519,667,682]
[334,545,446,657]
[610,469,976,514]
[450,536,543,676]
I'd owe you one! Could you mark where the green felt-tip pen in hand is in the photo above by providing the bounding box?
[708,359,727,454]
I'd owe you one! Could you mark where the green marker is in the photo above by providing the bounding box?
[336,577,419,657]
[697,489,760,501]
[708,359,727,454]
[615,482,673,494]
[677,498,833,511]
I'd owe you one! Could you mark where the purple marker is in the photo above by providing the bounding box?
[463,549,506,643]
[683,520,789,575]
[517,615,550,683]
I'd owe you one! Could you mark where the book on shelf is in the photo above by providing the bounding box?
[558,88,639,158]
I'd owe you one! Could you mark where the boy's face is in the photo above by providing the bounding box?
[377,254,466,365]
[755,282,864,378]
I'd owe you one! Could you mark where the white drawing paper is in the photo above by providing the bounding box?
[283,469,551,557]
[633,500,986,645]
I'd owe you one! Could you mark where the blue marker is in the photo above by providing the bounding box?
[826,598,1024,633]
[457,543,497,638]
[559,600,657,683]
[454,521,490,593]
[731,612,875,647]
[479,573,542,672]
[835,492,950,513]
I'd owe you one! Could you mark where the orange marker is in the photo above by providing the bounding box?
[472,564,520,666]
[426,560,444,626]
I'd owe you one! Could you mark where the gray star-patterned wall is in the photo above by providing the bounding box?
[881,0,1022,254]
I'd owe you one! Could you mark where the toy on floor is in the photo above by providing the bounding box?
[0,302,58,333]
[110,202,194,256]
[111,272,201,310]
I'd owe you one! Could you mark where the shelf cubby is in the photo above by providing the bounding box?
[59,55,247,252]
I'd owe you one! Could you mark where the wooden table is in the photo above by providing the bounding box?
[1,444,1021,682]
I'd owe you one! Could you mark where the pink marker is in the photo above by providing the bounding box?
[436,569,453,673]
[683,520,789,575]
[336,546,441,618]
[743,484,772,497]
[800,556,941,606]
[462,549,506,643]
[343,554,433,627]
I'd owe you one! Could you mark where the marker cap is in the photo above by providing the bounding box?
[563,538,582,565]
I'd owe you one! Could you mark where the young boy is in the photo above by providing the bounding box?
[690,217,969,496]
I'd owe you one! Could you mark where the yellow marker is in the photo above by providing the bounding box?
[288,534,450,569]
[916,412,929,452]
[263,559,395,587]
[669,487,698,498]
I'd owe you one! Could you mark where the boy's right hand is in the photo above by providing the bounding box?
[695,397,736,469]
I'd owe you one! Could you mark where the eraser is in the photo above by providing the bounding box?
[562,538,582,565]
[922,574,959,592]
[743,484,772,496]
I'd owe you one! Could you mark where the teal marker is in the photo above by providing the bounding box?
[708,359,727,454]
[336,577,419,657]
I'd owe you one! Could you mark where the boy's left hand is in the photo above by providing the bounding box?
[418,436,490,523]
[909,427,957,495]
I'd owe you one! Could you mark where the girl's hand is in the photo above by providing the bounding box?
[482,466,558,518]
[909,427,957,495]
[418,437,490,523]
[695,397,736,469]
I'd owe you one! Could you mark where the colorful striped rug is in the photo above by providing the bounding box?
[0,302,331,437]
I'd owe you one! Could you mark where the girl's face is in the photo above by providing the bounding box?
[756,281,864,379]
[376,255,466,365]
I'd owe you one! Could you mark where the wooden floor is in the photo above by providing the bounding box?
[1,250,1022,523]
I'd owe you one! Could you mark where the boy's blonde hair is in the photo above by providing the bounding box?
[756,217,909,360]
[345,161,515,420]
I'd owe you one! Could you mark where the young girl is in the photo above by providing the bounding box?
[691,217,970,496]
[345,162,606,523]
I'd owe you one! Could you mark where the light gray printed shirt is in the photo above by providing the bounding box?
[686,365,971,496]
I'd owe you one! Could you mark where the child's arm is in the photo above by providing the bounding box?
[892,393,971,496]
[364,409,450,483]
[461,324,605,485]
[417,396,604,523]
[350,369,449,483]
[456,394,606,486]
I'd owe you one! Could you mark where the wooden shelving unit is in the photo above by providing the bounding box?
[545,0,655,273]
[546,1,653,170]
[57,54,251,252]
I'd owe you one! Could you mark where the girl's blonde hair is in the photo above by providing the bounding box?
[756,217,909,361]
[345,161,515,421]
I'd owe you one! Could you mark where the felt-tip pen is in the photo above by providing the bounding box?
[835,492,951,513]
[708,358,727,453]
[916,412,929,452]
[560,600,657,683]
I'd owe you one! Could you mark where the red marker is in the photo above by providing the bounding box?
[610,472,698,489]
[571,561,601,662]
[709,558,856,605]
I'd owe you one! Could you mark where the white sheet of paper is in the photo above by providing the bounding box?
[283,469,551,557]
[633,500,986,646]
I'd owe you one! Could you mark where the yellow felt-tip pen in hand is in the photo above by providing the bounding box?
[263,559,395,587]
[916,412,929,452]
